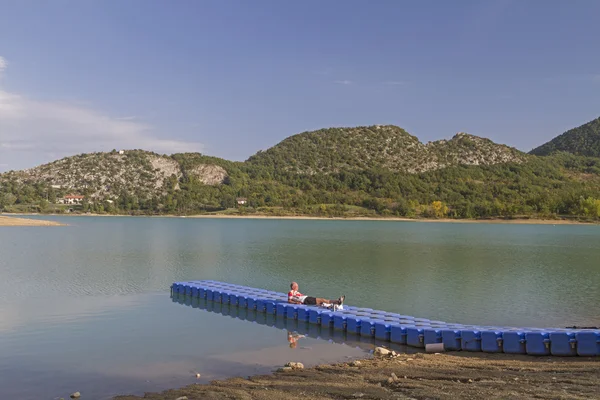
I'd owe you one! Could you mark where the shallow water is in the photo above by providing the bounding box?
[0,216,598,399]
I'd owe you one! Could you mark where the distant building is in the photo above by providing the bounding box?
[119,150,125,155]
[236,197,247,206]
[59,194,85,205]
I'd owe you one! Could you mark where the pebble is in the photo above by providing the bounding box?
[70,393,81,399]
[195,373,201,378]
[468,379,473,383]
[351,360,362,367]
[514,378,520,381]
[387,377,395,384]
[277,367,293,372]
[391,372,398,381]
[374,347,391,356]
[352,393,365,398]
[406,358,414,361]
[175,397,188,400]
[285,362,304,369]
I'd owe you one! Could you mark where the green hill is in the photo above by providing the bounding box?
[1,124,600,220]
[247,125,527,174]
[530,116,600,157]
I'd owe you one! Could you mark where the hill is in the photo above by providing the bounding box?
[247,125,527,174]
[0,150,248,213]
[1,124,600,220]
[530,117,600,157]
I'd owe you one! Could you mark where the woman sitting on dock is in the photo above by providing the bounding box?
[287,282,344,307]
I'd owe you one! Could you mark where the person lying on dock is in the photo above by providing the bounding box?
[287,282,344,307]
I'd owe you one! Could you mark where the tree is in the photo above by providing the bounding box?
[579,197,600,218]
[0,193,17,209]
[431,201,449,219]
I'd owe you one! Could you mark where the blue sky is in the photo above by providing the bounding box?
[1,0,599,171]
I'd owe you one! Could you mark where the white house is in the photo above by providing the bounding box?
[236,197,247,206]
[59,194,85,205]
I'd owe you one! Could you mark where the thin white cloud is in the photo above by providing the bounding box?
[333,80,353,85]
[0,57,204,171]
[0,56,6,72]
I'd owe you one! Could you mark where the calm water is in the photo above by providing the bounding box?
[0,216,599,399]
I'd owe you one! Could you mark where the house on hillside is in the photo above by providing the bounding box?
[236,197,247,206]
[58,194,85,205]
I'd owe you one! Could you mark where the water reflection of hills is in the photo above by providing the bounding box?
[171,293,422,355]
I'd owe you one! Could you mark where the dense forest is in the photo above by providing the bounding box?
[530,117,600,158]
[2,120,600,220]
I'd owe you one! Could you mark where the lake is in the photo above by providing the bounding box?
[0,216,598,399]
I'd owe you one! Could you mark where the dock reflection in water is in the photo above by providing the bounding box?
[171,293,421,355]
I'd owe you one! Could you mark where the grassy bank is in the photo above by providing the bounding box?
[114,351,600,400]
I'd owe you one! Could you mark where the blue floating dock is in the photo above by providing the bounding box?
[171,280,600,357]
[170,292,419,354]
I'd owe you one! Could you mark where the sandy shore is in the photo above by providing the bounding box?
[115,351,600,400]
[7,212,595,225]
[188,214,596,225]
[0,215,65,226]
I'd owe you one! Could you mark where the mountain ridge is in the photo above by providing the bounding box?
[530,116,600,157]
[1,122,600,220]
[246,125,527,174]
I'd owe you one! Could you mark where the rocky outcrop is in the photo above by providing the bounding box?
[189,164,228,185]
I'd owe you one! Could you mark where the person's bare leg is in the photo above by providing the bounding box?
[315,297,340,306]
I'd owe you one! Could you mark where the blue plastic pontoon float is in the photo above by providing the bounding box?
[171,280,600,357]
[171,292,424,353]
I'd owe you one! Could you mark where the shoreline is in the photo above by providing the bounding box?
[2,212,598,225]
[0,215,66,226]
[114,351,600,400]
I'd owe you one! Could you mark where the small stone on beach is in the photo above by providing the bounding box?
[277,366,293,372]
[70,392,81,399]
[350,360,362,367]
[374,347,390,356]
[285,362,304,369]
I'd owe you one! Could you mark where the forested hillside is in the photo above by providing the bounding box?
[530,117,600,157]
[246,125,527,174]
[1,123,600,220]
